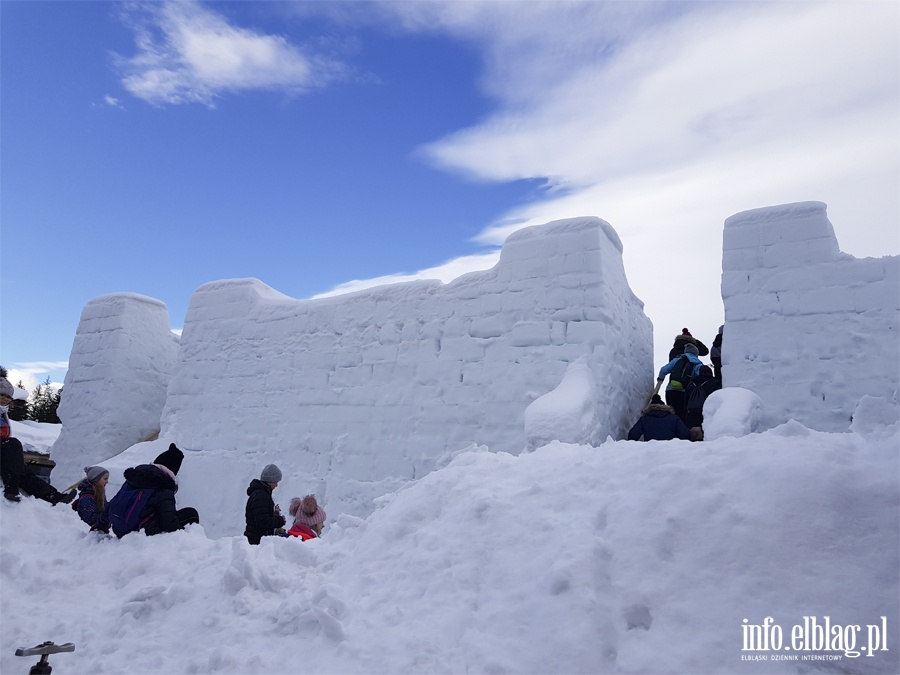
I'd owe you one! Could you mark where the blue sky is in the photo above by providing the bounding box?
[2,0,898,392]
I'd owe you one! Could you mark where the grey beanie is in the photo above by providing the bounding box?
[84,465,109,483]
[260,464,282,483]
[0,378,13,398]
[683,343,700,356]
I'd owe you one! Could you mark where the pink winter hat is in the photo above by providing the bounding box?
[290,495,326,526]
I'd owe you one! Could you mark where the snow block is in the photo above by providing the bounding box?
[721,202,899,432]
[52,293,180,478]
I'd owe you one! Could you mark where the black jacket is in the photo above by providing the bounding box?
[97,464,182,536]
[668,335,710,361]
[685,373,723,429]
[244,479,285,545]
[687,373,722,411]
[628,404,691,441]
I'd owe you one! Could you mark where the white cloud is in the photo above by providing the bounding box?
[367,0,688,106]
[110,0,897,367]
[335,0,899,367]
[417,2,898,190]
[6,362,69,395]
[117,1,347,106]
[314,251,501,299]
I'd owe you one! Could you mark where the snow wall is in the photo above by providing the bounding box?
[160,217,652,515]
[52,293,180,479]
[721,201,899,432]
[52,217,652,518]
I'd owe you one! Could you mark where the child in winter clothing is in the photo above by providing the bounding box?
[96,444,199,537]
[74,465,109,528]
[244,464,286,545]
[1,371,75,505]
[710,325,724,382]
[685,365,722,430]
[668,328,709,361]
[657,343,703,423]
[287,495,326,540]
[627,395,691,441]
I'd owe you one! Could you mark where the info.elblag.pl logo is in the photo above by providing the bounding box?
[741,616,889,662]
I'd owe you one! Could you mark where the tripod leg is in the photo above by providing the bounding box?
[29,655,52,675]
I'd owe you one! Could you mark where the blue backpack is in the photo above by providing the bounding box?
[107,483,155,536]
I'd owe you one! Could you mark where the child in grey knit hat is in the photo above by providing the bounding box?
[74,465,110,528]
[244,464,286,545]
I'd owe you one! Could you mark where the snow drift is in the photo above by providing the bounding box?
[2,409,897,675]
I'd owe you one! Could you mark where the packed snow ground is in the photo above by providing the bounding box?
[2,403,897,675]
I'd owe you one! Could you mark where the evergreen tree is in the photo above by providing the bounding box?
[8,380,28,421]
[27,383,43,422]
[51,387,62,423]
[28,378,61,424]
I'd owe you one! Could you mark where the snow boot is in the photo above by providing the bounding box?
[3,477,21,502]
[46,488,76,505]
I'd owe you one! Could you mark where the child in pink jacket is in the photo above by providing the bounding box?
[287,494,326,540]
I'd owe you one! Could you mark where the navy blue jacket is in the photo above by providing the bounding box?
[628,404,691,441]
[75,478,103,528]
[97,464,182,536]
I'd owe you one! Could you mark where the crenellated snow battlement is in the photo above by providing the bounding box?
[721,201,899,431]
[54,217,653,520]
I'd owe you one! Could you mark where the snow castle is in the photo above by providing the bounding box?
[52,202,899,508]
[53,217,653,508]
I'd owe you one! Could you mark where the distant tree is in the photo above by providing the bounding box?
[52,387,62,422]
[8,380,28,421]
[28,377,61,424]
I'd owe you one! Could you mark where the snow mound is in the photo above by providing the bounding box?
[851,395,900,441]
[2,422,897,675]
[702,387,763,440]
[524,355,601,450]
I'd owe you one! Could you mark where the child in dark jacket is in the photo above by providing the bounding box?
[627,396,691,441]
[710,325,724,382]
[96,444,199,537]
[244,464,286,545]
[685,365,722,430]
[668,328,709,361]
[74,465,109,529]
[1,373,75,505]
